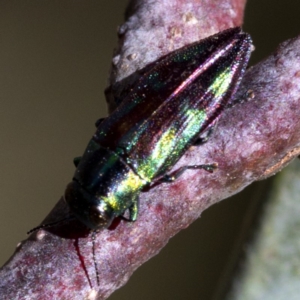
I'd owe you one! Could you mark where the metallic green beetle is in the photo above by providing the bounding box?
[65,27,252,230]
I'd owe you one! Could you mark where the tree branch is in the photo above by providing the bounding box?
[2,0,300,299]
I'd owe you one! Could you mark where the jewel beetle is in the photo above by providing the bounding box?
[63,27,252,230]
[27,27,252,286]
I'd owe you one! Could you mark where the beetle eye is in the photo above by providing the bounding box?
[89,204,113,229]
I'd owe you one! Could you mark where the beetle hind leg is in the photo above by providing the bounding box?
[159,163,218,183]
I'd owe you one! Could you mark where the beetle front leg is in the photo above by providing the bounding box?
[128,200,139,222]
[159,163,218,183]
[119,199,139,222]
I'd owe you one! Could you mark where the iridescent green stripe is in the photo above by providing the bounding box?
[180,108,207,143]
[136,127,177,180]
[208,66,232,98]
[136,109,206,180]
[101,169,145,212]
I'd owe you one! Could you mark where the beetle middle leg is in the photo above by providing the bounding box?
[193,126,215,146]
[159,163,218,183]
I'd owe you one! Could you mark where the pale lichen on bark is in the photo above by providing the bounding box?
[1,0,300,299]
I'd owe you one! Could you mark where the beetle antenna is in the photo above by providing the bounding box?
[92,230,100,286]
[27,215,76,235]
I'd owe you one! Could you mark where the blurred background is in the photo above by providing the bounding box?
[1,1,300,299]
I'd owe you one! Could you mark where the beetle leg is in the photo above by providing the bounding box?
[226,89,255,108]
[119,200,139,222]
[95,118,105,128]
[128,201,139,222]
[73,156,81,167]
[193,116,219,146]
[193,126,215,146]
[159,163,218,183]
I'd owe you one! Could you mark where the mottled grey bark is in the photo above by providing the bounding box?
[1,0,300,299]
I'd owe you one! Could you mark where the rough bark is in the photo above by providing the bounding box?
[2,0,300,299]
